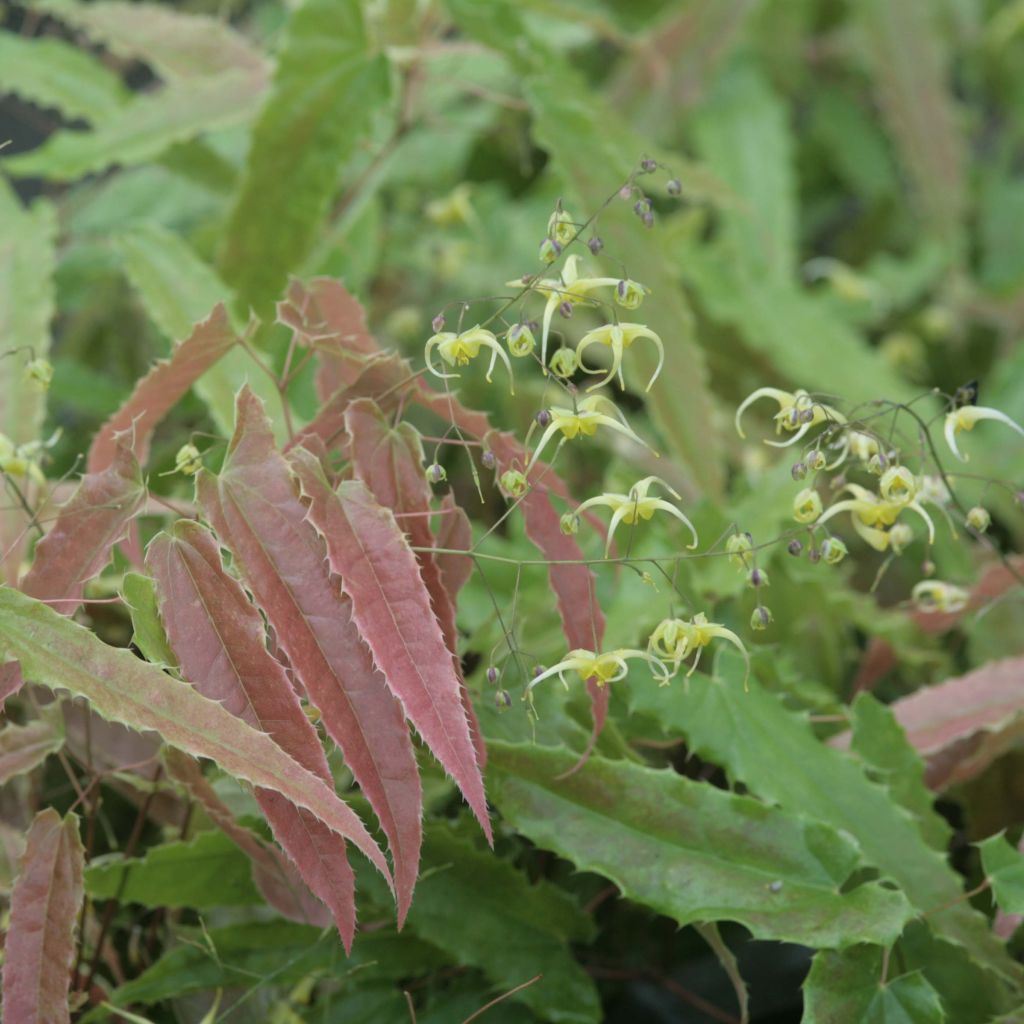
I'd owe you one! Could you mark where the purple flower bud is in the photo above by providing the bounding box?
[642,211,655,229]
[922,559,936,577]
[791,462,807,481]
[533,665,544,679]
[495,689,512,710]
[808,547,821,563]
[521,274,532,285]
[431,313,445,333]
[587,236,604,255]
[619,185,634,200]
[486,666,498,684]
[559,300,573,319]
[482,450,496,469]
[788,539,803,556]
[799,406,815,423]
[641,158,657,173]
[633,198,651,216]
[617,279,628,300]
[749,568,765,587]
[535,409,552,427]
[666,178,682,196]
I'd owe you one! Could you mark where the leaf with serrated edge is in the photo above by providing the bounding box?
[196,389,420,920]
[0,586,391,888]
[21,444,145,615]
[0,715,64,785]
[979,833,1024,917]
[1,809,84,1024]
[88,304,235,472]
[488,742,910,949]
[297,458,490,842]
[122,572,178,670]
[148,521,355,945]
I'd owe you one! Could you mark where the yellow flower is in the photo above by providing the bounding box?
[0,433,46,485]
[528,647,669,692]
[726,532,754,570]
[506,324,536,357]
[576,476,697,555]
[912,580,969,614]
[793,488,823,523]
[528,395,651,471]
[735,388,846,448]
[174,444,202,476]
[23,357,53,392]
[817,481,938,551]
[648,613,749,684]
[425,184,475,227]
[944,404,1024,461]
[879,466,916,505]
[425,325,514,392]
[547,208,577,247]
[575,322,664,392]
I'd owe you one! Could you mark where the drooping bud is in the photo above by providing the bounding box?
[787,539,803,557]
[791,462,808,481]
[495,689,512,710]
[558,300,573,319]
[641,211,655,228]
[666,178,682,196]
[921,558,936,577]
[821,538,848,565]
[806,450,826,471]
[431,312,446,333]
[539,238,562,264]
[966,505,991,532]
[481,450,496,470]
[587,236,604,255]
[23,357,53,391]
[507,323,536,357]
[549,348,578,378]
[793,488,823,523]
[500,469,529,498]
[640,158,657,173]
[799,407,815,424]
[560,512,580,535]
[726,532,754,571]
[751,606,773,631]
[867,452,888,475]
[633,198,651,217]
[747,567,769,589]
[619,184,634,200]
[426,462,447,484]
[486,666,499,685]
[535,409,552,428]
[174,443,202,476]
[615,280,648,310]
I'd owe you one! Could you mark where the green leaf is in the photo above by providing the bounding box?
[488,742,911,949]
[108,923,446,1007]
[0,179,57,447]
[4,72,262,183]
[219,0,390,315]
[629,671,1023,989]
[848,693,952,852]
[85,830,262,908]
[115,224,286,439]
[401,824,600,1024]
[803,945,945,1023]
[978,833,1024,916]
[0,32,129,123]
[121,572,178,670]
[691,60,796,283]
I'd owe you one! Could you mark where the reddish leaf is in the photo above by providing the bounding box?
[434,493,473,602]
[147,520,356,945]
[344,399,485,768]
[2,809,84,1024]
[0,661,24,705]
[163,748,333,934]
[88,304,235,472]
[0,586,391,885]
[21,444,145,615]
[295,458,491,842]
[0,715,63,785]
[196,388,421,920]
[836,657,1024,790]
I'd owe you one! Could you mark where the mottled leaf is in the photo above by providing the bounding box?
[488,742,911,948]
[196,389,419,919]
[4,72,263,183]
[148,521,356,943]
[21,444,145,614]
[296,460,490,842]
[803,945,945,1023]
[0,713,64,785]
[87,304,235,472]
[0,32,129,123]
[0,586,392,884]
[1,809,84,1024]
[219,1,390,313]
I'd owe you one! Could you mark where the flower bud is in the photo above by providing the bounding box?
[558,300,573,319]
[751,605,773,631]
[726,532,754,571]
[481,450,496,469]
[633,198,651,217]
[500,469,529,498]
[793,488,823,523]
[426,462,447,484]
[641,211,655,229]
[966,505,991,532]
[549,348,578,378]
[587,236,604,255]
[615,280,648,310]
[808,547,821,563]
[539,238,562,264]
[867,452,888,475]
[806,450,825,471]
[547,209,576,247]
[619,185,634,200]
[880,466,916,505]
[560,512,580,535]
[535,409,552,428]
[921,559,936,577]
[507,323,536,357]
[174,443,202,476]
[495,689,512,710]
[431,313,446,333]
[821,538,848,565]
[799,407,815,424]
[640,158,657,172]
[888,522,913,553]
[486,666,498,684]
[791,462,807,481]
[787,539,803,557]
[666,178,682,196]
[23,357,53,391]
[747,567,769,588]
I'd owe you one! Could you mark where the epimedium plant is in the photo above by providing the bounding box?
[5,1,1024,1023]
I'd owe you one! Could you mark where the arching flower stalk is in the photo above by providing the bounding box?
[648,614,750,687]
[735,388,846,448]
[527,647,670,693]
[575,323,664,392]
[527,395,652,471]
[575,476,697,556]
[425,326,514,392]
[944,404,1024,461]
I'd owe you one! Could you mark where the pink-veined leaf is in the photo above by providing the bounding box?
[295,456,491,842]
[87,304,235,472]
[0,713,64,785]
[162,747,333,933]
[147,520,356,945]
[344,399,485,768]
[196,388,421,920]
[0,586,391,885]
[21,444,145,615]
[836,656,1024,791]
[1,809,84,1024]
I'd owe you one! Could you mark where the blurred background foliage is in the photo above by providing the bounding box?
[4,0,1024,1020]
